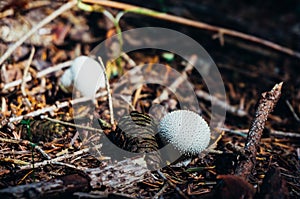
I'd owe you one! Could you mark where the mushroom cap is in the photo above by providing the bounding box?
[158,110,210,155]
[60,56,105,97]
[60,68,73,88]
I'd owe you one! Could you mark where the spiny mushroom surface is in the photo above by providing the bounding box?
[60,55,105,97]
[158,110,211,155]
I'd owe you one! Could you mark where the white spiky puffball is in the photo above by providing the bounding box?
[60,56,105,97]
[158,110,211,155]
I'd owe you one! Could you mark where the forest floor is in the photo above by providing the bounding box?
[0,0,299,198]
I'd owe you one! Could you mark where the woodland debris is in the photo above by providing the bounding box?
[8,91,107,123]
[86,156,149,192]
[19,144,102,170]
[0,156,149,198]
[0,173,90,199]
[0,137,51,160]
[257,166,289,199]
[0,0,77,66]
[2,60,72,91]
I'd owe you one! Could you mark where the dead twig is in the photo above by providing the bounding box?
[20,144,102,170]
[0,137,51,160]
[41,115,103,133]
[219,127,248,138]
[270,129,300,138]
[82,0,300,59]
[196,89,248,117]
[21,46,35,107]
[285,100,300,122]
[154,183,169,199]
[2,60,72,91]
[221,127,300,138]
[9,91,107,123]
[157,170,189,199]
[0,157,30,165]
[235,82,283,179]
[153,54,196,104]
[121,52,136,68]
[0,0,77,66]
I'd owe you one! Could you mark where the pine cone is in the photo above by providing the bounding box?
[109,111,161,170]
[17,119,66,143]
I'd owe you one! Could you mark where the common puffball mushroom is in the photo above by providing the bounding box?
[158,110,210,155]
[60,56,105,97]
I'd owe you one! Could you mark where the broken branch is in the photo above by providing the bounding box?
[235,82,283,179]
[82,0,300,59]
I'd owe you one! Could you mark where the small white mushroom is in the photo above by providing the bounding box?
[158,110,210,155]
[60,56,105,97]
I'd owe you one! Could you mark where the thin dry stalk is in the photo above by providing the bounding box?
[21,47,35,107]
[98,57,115,127]
[41,115,103,133]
